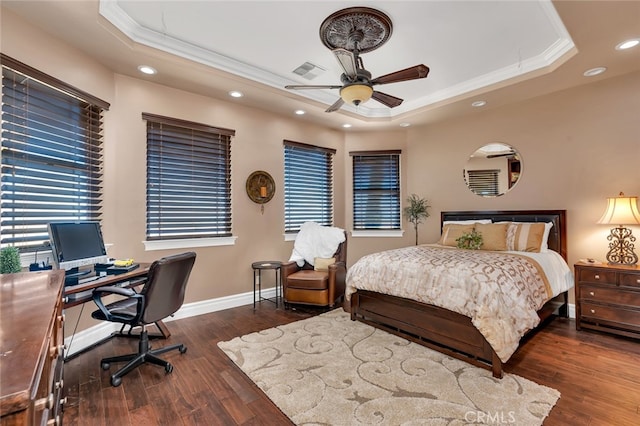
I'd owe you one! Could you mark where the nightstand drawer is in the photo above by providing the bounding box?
[619,272,640,288]
[577,268,616,284]
[581,302,640,326]
[579,284,640,306]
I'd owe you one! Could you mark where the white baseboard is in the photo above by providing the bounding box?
[64,291,575,358]
[64,287,276,358]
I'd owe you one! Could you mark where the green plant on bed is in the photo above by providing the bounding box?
[0,246,22,274]
[456,230,483,250]
[403,194,431,245]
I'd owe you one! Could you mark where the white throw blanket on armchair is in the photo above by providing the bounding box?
[289,222,346,267]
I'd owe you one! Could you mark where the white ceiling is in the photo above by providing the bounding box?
[3,1,640,130]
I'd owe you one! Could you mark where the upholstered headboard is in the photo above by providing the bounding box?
[441,210,567,261]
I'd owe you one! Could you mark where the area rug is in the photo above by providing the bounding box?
[217,309,560,425]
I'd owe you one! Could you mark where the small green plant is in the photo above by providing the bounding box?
[403,194,431,245]
[0,247,22,274]
[456,230,483,250]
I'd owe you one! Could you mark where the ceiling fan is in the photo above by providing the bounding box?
[284,7,430,113]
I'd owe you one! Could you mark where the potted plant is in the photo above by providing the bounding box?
[456,230,484,250]
[0,246,22,274]
[403,194,431,245]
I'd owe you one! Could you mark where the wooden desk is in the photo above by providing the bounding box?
[1,271,66,425]
[63,263,151,308]
[62,263,172,361]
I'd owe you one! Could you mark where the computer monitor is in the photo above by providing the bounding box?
[47,221,109,271]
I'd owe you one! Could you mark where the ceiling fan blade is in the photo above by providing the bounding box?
[486,152,516,158]
[332,48,358,79]
[325,98,345,113]
[285,84,342,90]
[372,91,403,108]
[370,64,430,86]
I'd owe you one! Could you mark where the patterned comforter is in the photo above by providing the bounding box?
[345,245,555,362]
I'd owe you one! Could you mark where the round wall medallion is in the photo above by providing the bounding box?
[319,7,393,53]
[246,171,275,205]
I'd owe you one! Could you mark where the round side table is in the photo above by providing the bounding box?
[252,261,282,309]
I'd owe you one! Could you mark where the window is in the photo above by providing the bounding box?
[466,169,499,196]
[284,140,335,233]
[1,54,109,251]
[351,151,401,230]
[143,113,234,242]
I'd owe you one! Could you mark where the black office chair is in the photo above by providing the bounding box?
[91,251,196,387]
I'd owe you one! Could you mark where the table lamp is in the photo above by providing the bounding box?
[597,192,640,265]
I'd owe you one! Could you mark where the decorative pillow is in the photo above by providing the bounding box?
[507,222,550,252]
[314,257,335,271]
[442,219,492,225]
[438,224,475,246]
[474,223,509,251]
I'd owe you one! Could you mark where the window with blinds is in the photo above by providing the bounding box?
[1,54,109,251]
[283,140,335,233]
[143,113,234,240]
[351,151,401,230]
[466,169,499,196]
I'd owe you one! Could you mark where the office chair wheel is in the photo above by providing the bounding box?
[101,362,110,370]
[165,363,173,374]
[111,376,122,387]
[179,345,187,354]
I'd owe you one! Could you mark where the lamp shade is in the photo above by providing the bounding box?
[340,84,373,106]
[597,192,640,225]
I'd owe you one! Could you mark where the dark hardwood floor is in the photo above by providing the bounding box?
[63,303,640,425]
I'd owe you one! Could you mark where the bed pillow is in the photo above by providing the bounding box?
[438,224,475,246]
[314,257,335,271]
[442,219,492,225]
[474,223,509,251]
[507,222,552,252]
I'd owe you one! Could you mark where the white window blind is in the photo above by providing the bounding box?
[143,113,234,240]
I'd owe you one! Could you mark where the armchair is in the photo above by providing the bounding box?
[91,251,196,387]
[281,232,347,308]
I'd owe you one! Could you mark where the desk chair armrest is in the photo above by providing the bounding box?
[92,286,143,323]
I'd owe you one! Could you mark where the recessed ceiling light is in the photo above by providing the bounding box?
[228,90,244,98]
[399,122,411,127]
[583,67,607,77]
[137,65,156,75]
[295,110,305,115]
[471,100,487,107]
[616,38,640,50]
[342,123,352,128]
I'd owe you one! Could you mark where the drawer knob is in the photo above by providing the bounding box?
[589,291,595,296]
[594,274,600,280]
[637,279,640,284]
[590,309,596,314]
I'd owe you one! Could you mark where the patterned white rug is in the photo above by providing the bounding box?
[218,309,559,425]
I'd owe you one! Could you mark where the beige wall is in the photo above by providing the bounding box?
[346,73,640,306]
[3,7,640,327]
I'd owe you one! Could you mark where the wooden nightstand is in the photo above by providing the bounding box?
[575,261,640,338]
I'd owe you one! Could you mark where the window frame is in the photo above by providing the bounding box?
[142,113,236,250]
[283,140,335,234]
[350,150,403,237]
[0,54,109,254]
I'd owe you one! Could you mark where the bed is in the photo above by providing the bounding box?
[346,210,572,378]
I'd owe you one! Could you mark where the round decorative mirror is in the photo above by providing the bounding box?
[463,143,521,197]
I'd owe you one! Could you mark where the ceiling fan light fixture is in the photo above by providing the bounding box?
[340,84,373,106]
